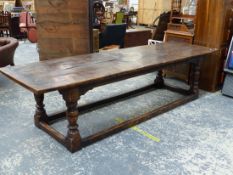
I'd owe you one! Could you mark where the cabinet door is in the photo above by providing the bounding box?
[164,32,193,82]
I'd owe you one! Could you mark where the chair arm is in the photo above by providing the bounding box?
[0,38,19,67]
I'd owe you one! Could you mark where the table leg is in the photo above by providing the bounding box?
[60,88,81,152]
[34,94,48,127]
[189,61,201,95]
[154,70,164,88]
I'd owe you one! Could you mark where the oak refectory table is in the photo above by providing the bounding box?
[0,42,215,153]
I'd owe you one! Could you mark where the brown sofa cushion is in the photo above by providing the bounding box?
[0,37,19,67]
[0,40,8,46]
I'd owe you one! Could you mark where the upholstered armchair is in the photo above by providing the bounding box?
[0,37,18,67]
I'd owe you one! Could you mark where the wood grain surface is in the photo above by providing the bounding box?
[0,42,214,94]
[194,0,233,91]
[34,0,91,60]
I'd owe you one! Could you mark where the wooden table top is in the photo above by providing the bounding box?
[0,42,215,94]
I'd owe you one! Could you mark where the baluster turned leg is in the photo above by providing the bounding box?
[34,94,48,127]
[189,61,201,95]
[60,88,81,152]
[154,70,165,88]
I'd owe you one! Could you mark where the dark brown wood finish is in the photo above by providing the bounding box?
[34,94,48,125]
[1,42,213,94]
[194,0,233,91]
[124,29,152,48]
[0,42,214,153]
[59,88,82,152]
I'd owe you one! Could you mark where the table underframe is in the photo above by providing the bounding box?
[34,59,201,153]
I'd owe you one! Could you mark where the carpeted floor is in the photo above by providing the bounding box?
[0,41,233,175]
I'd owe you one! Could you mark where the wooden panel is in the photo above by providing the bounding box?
[164,31,194,44]
[194,0,233,91]
[124,29,152,47]
[0,42,214,94]
[92,29,99,52]
[164,31,194,82]
[34,0,91,60]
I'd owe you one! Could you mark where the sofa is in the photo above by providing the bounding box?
[0,37,18,67]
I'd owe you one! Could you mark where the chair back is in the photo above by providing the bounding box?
[115,12,124,24]
[99,23,127,48]
[0,11,11,28]
[152,12,171,41]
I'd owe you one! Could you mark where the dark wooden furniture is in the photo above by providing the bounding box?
[124,28,152,48]
[152,11,171,41]
[92,28,151,51]
[92,29,99,52]
[164,30,193,44]
[0,11,11,37]
[0,42,214,153]
[163,0,198,82]
[194,0,233,91]
[0,37,18,67]
[168,0,197,38]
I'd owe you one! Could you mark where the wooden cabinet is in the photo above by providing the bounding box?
[163,0,197,82]
[163,30,193,82]
[164,30,194,44]
[138,0,171,25]
[92,29,99,52]
[194,0,233,91]
[163,0,233,91]
[124,28,152,47]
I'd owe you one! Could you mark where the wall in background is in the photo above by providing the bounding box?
[0,0,35,11]
[138,0,171,25]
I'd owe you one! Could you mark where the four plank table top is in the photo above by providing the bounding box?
[0,42,215,152]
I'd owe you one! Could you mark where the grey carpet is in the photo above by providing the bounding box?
[0,41,233,175]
